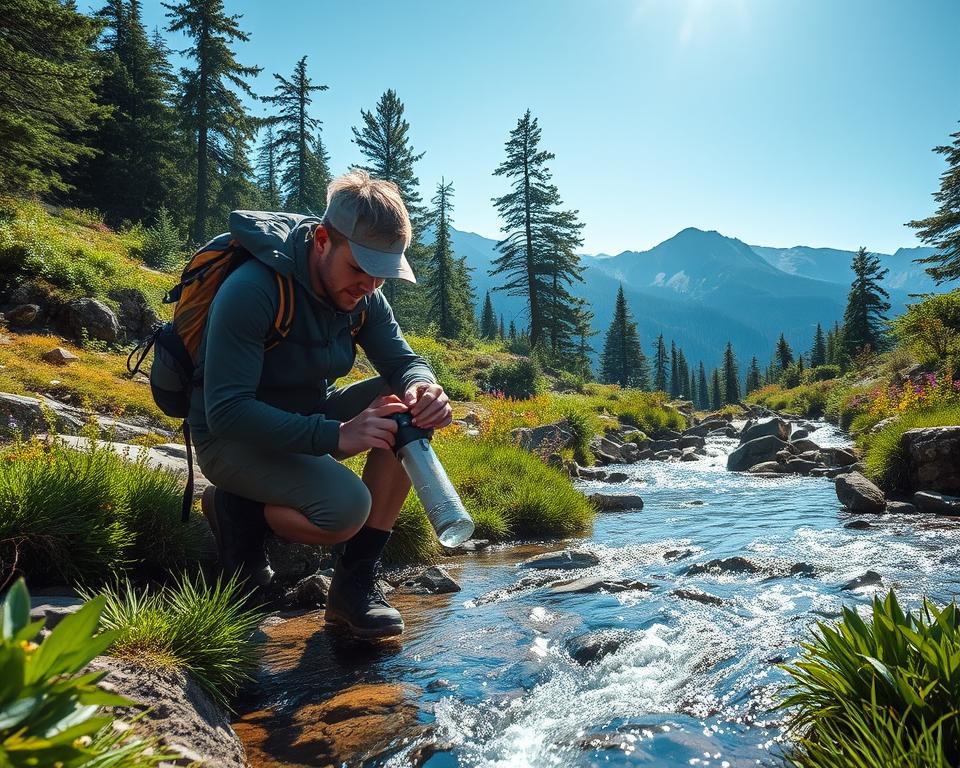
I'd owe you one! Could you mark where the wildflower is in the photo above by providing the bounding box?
[72,735,92,748]
[18,640,38,653]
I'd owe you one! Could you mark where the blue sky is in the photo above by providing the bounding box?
[99,0,959,255]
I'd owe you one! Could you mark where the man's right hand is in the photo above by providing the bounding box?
[336,397,408,457]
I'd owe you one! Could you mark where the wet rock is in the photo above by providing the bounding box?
[841,570,883,591]
[266,538,322,583]
[620,443,640,462]
[685,556,760,576]
[680,448,699,462]
[748,461,786,474]
[901,426,960,495]
[445,538,490,553]
[740,417,790,444]
[656,429,683,441]
[550,576,652,595]
[679,434,705,450]
[797,450,820,462]
[672,588,724,606]
[913,491,960,515]
[835,472,886,513]
[416,566,461,594]
[635,448,655,460]
[790,428,810,440]
[577,466,607,481]
[41,346,79,365]
[821,446,859,467]
[29,596,83,630]
[566,629,633,664]
[663,548,694,561]
[789,562,817,577]
[64,297,121,343]
[727,435,790,472]
[822,464,859,479]
[588,492,644,511]
[283,573,331,608]
[520,549,600,570]
[790,438,821,454]
[425,679,452,692]
[784,458,818,476]
[885,501,919,515]
[651,438,680,452]
[604,471,629,483]
[844,519,873,529]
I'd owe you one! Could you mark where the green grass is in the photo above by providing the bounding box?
[0,436,201,587]
[90,573,262,709]
[746,379,840,417]
[781,591,960,768]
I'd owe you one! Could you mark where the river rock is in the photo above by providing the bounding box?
[685,556,760,576]
[885,501,919,515]
[620,443,640,462]
[841,570,883,591]
[520,550,600,570]
[444,538,490,553]
[30,596,83,630]
[727,435,790,472]
[784,458,818,475]
[566,629,633,664]
[416,566,462,593]
[64,297,121,343]
[679,434,705,450]
[654,448,682,461]
[671,588,724,606]
[748,461,786,474]
[790,438,821,454]
[844,519,873,529]
[588,492,643,511]
[266,538,323,583]
[835,472,886,513]
[790,428,810,440]
[680,448,699,461]
[655,429,683,441]
[577,466,607,481]
[740,418,790,445]
[283,573,331,608]
[790,562,817,577]
[512,420,572,455]
[901,426,960,495]
[550,577,651,595]
[604,471,629,483]
[913,491,960,515]
[821,447,859,467]
[651,438,680,452]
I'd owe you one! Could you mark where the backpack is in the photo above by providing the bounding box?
[127,236,296,521]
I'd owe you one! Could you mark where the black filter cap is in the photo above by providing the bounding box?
[391,412,433,452]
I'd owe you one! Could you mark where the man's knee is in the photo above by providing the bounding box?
[331,476,372,531]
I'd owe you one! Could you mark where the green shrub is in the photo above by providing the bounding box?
[383,496,441,566]
[481,358,544,399]
[564,409,594,465]
[139,207,185,272]
[605,391,686,434]
[892,290,960,370]
[782,591,960,768]
[0,578,173,767]
[91,573,262,708]
[804,364,841,383]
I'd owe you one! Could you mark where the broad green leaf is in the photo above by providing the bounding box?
[12,620,45,645]
[1,581,30,642]
[0,693,42,730]
[27,598,108,683]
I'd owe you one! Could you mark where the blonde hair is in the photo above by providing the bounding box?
[324,169,412,248]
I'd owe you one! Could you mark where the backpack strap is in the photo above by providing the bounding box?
[265,272,296,350]
[181,420,194,522]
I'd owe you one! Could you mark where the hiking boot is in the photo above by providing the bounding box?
[201,486,272,588]
[324,555,404,638]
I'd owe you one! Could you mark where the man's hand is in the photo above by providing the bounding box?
[337,396,407,457]
[403,382,453,429]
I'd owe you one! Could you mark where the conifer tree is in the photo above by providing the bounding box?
[745,356,763,394]
[600,285,648,388]
[508,320,517,340]
[498,315,505,340]
[843,247,891,358]
[426,179,472,339]
[677,348,690,399]
[669,341,680,397]
[255,124,281,209]
[697,362,710,410]
[164,0,260,242]
[653,335,668,392]
[0,0,104,195]
[810,323,827,367]
[775,333,794,371]
[908,123,960,283]
[571,299,597,381]
[262,55,328,214]
[711,368,722,410]
[825,325,836,366]
[479,292,497,339]
[490,110,584,349]
[689,369,698,406]
[723,342,740,404]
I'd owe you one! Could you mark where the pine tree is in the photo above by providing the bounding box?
[426,179,472,339]
[697,362,709,410]
[825,325,836,366]
[498,315,505,339]
[653,335,668,392]
[843,247,891,358]
[571,299,597,381]
[775,333,794,370]
[711,368,722,410]
[723,342,740,404]
[164,0,260,242]
[765,359,778,385]
[0,0,105,195]
[508,320,517,340]
[908,123,960,283]
[600,285,648,388]
[669,341,680,397]
[810,322,827,367]
[213,115,259,217]
[745,356,762,394]
[304,130,332,210]
[677,348,690,399]
[689,369,698,406]
[479,292,497,339]
[490,110,584,349]
[262,55,328,214]
[255,124,281,209]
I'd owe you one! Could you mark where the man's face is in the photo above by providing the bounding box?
[310,228,385,311]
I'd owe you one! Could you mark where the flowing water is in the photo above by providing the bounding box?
[236,424,960,767]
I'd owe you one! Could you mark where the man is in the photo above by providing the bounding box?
[190,170,452,638]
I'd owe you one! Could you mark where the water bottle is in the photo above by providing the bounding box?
[391,413,475,547]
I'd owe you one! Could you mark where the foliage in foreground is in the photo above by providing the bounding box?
[0,578,173,767]
[782,591,959,768]
[89,573,262,709]
[0,437,200,587]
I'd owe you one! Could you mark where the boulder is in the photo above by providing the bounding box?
[619,442,639,463]
[885,501,919,515]
[869,416,899,434]
[821,447,859,467]
[6,303,40,327]
[696,418,732,434]
[415,566,461,594]
[680,448,699,462]
[835,472,886,513]
[651,439,680,452]
[844,519,873,529]
[108,287,161,340]
[656,429,683,441]
[30,596,83,630]
[790,428,810,440]
[679,434,705,450]
[797,450,820,462]
[635,449,655,461]
[283,573,331,608]
[672,588,724,606]
[567,629,633,665]
[265,538,323,584]
[901,427,960,495]
[727,435,790,472]
[40,346,79,365]
[550,577,651,595]
[520,549,600,570]
[913,491,960,515]
[685,556,760,576]
[740,418,790,445]
[588,492,644,511]
[790,562,817,577]
[784,458,818,476]
[64,297,121,343]
[790,438,821,454]
[512,420,571,455]
[841,570,883,591]
[748,461,786,474]
[604,471,629,483]
[599,436,625,459]
[577,467,607,481]
[654,449,682,461]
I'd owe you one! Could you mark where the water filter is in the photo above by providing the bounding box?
[391,413,475,547]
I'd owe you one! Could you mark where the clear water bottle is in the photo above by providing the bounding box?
[392,413,475,547]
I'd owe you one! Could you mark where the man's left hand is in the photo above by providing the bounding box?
[403,382,453,429]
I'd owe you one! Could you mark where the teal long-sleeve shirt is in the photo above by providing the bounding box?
[187,212,436,456]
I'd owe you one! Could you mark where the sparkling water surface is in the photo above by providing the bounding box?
[243,424,960,768]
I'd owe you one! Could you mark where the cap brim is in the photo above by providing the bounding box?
[350,240,417,284]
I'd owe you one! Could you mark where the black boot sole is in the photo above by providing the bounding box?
[324,608,404,638]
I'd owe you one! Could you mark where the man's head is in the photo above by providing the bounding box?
[309,170,414,311]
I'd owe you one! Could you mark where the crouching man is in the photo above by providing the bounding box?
[191,170,451,637]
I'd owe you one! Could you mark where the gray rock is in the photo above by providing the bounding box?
[520,549,600,570]
[841,570,883,591]
[635,449,655,461]
[821,447,859,467]
[679,434,705,450]
[577,467,607,481]
[512,420,572,455]
[822,464,859,478]
[108,287,161,340]
[685,556,760,576]
[790,438,821,454]
[30,597,83,630]
[604,471,629,483]
[567,629,633,664]
[797,450,820,462]
[784,459,818,476]
[663,548,695,561]
[64,297,121,343]
[790,428,810,440]
[41,346,79,365]
[6,303,40,327]
[913,491,960,515]
[740,417,790,445]
[445,538,490,553]
[790,562,817,577]
[885,501,919,515]
[414,566,462,594]
[265,538,322,583]
[748,461,786,474]
[680,448,699,462]
[835,471,886,513]
[654,448,682,460]
[550,576,652,595]
[656,429,683,440]
[869,416,899,434]
[727,435,790,472]
[901,427,960,495]
[672,588,724,606]
[283,573,331,608]
[599,436,625,459]
[844,519,873,529]
[651,439,680,452]
[619,443,640,463]
[588,493,644,511]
